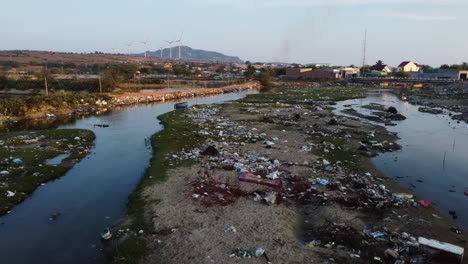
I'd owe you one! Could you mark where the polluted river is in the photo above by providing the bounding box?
[0,89,467,263]
[0,91,256,264]
[334,90,468,229]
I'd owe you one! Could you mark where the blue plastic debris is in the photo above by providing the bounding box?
[12,158,22,164]
[370,231,385,239]
[316,178,329,186]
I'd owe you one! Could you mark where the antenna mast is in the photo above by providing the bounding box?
[361,29,367,68]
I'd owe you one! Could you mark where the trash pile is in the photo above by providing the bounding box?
[158,102,465,263]
[186,106,266,142]
[305,221,463,263]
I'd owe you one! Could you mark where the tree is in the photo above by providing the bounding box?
[244,64,256,78]
[0,74,7,90]
[273,68,286,76]
[139,67,153,74]
[419,65,431,71]
[216,65,226,74]
[376,60,384,66]
[393,70,410,78]
[440,64,450,69]
[100,64,139,91]
[258,68,272,87]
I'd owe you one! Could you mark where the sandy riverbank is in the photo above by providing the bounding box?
[109,87,467,264]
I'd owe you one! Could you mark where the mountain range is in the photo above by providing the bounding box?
[136,46,243,64]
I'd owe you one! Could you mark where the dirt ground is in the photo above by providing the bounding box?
[138,102,468,264]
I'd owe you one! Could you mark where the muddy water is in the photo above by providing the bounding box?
[334,90,468,229]
[0,91,256,264]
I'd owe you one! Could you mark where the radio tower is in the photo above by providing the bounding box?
[361,29,367,69]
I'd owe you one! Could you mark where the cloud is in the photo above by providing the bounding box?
[195,0,463,7]
[368,12,457,21]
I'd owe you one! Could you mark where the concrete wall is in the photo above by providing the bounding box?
[410,69,468,80]
[286,69,337,79]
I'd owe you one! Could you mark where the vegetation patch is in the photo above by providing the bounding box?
[0,129,95,215]
[0,93,111,116]
[240,86,372,105]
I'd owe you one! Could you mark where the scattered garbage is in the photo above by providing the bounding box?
[450,227,463,234]
[393,193,413,201]
[224,226,237,233]
[100,227,112,240]
[254,248,265,257]
[6,191,15,198]
[93,124,110,128]
[230,248,270,262]
[46,113,56,119]
[418,200,431,207]
[12,158,22,164]
[49,212,61,221]
[238,172,281,188]
[384,248,399,259]
[264,192,277,204]
[230,248,254,258]
[418,237,464,261]
[315,178,329,186]
[369,231,385,239]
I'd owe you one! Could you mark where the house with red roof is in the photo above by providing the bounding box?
[398,61,421,72]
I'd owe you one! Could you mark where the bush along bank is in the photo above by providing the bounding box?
[108,86,467,264]
[0,93,111,117]
[0,129,95,216]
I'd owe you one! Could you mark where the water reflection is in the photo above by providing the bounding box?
[0,91,256,264]
[334,91,468,228]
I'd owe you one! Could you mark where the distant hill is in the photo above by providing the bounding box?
[139,46,243,64]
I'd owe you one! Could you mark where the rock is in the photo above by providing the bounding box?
[387,106,398,114]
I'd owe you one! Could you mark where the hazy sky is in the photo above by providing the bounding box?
[1,0,467,66]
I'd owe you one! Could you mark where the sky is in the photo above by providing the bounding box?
[1,0,467,66]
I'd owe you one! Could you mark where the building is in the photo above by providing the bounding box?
[340,67,361,78]
[286,68,339,79]
[410,69,468,80]
[398,61,421,72]
[163,63,173,71]
[369,64,392,73]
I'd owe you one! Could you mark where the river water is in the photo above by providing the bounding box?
[0,91,256,264]
[1,89,467,264]
[334,90,468,229]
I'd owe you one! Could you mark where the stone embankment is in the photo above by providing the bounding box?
[111,81,261,105]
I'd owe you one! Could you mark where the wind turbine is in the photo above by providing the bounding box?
[140,38,150,58]
[175,32,184,60]
[165,40,174,59]
[159,47,164,58]
[125,42,133,56]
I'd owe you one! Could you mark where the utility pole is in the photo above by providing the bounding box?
[44,77,48,95]
[99,76,102,93]
[44,64,49,95]
[361,28,367,75]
